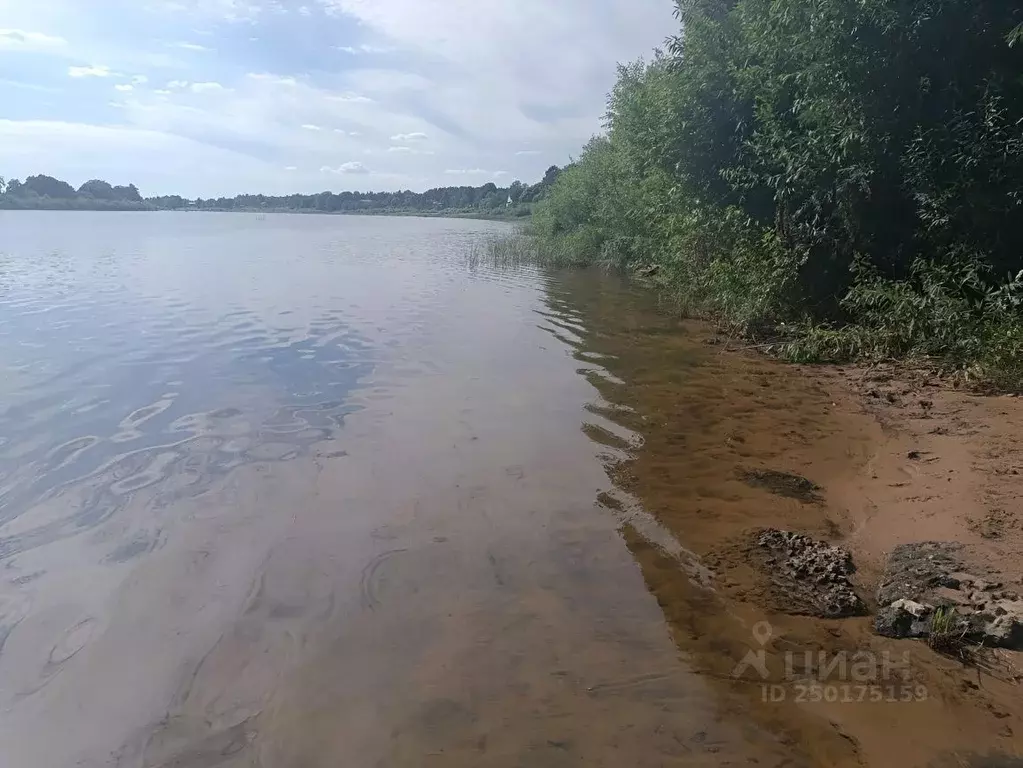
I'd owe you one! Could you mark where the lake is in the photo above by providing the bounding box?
[0,212,787,767]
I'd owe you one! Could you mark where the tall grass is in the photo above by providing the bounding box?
[465,230,597,271]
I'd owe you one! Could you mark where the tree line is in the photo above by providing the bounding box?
[531,0,1023,385]
[0,175,145,210]
[0,167,563,217]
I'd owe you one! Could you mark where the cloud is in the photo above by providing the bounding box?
[114,84,134,92]
[322,161,369,174]
[0,28,66,51]
[301,124,322,131]
[1,0,672,193]
[68,65,113,78]
[388,146,433,155]
[132,75,149,85]
[391,131,427,142]
[148,0,279,23]
[247,73,298,86]
[285,165,298,170]
[0,119,276,197]
[326,92,372,104]
[336,43,392,54]
[172,41,212,52]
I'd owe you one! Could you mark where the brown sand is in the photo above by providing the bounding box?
[551,270,1023,767]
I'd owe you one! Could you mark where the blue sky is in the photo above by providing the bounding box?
[0,0,675,197]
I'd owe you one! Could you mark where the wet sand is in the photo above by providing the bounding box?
[549,270,1023,766]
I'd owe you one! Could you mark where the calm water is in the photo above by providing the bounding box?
[0,212,779,767]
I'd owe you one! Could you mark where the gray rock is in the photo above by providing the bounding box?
[874,541,1023,649]
[876,541,963,607]
[755,529,865,618]
[875,604,931,639]
[985,614,1023,649]
[890,598,933,618]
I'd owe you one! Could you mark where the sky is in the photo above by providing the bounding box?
[0,0,676,197]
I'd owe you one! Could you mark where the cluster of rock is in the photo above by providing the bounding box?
[874,541,1023,649]
[755,529,866,618]
[751,533,1023,648]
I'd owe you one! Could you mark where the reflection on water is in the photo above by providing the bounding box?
[0,212,791,768]
[0,214,384,564]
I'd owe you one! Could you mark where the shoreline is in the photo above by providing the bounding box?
[560,269,1023,765]
[0,206,526,222]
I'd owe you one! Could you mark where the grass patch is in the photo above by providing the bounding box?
[928,606,970,657]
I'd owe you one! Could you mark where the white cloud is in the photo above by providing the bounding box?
[148,0,278,23]
[172,41,211,52]
[247,73,298,86]
[391,131,427,142]
[336,43,392,55]
[326,92,372,104]
[285,165,298,170]
[442,168,507,177]
[0,119,275,197]
[314,0,673,163]
[132,75,149,85]
[114,84,134,92]
[301,124,322,131]
[1,0,671,193]
[322,162,369,174]
[68,64,113,78]
[0,28,66,51]
[388,146,433,155]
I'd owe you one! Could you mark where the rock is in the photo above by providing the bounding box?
[755,529,865,618]
[874,541,1023,649]
[936,574,962,589]
[890,598,933,618]
[973,600,1023,649]
[976,579,1003,592]
[741,470,822,503]
[876,542,964,607]
[875,604,931,639]
[984,615,1023,649]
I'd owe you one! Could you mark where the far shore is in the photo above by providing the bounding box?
[0,205,529,222]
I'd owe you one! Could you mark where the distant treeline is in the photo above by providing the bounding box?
[0,175,147,210]
[0,166,563,217]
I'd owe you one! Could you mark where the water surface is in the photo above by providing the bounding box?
[0,211,782,767]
